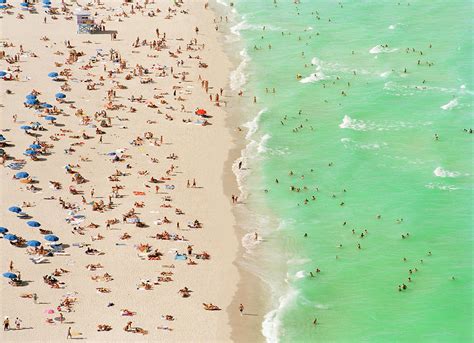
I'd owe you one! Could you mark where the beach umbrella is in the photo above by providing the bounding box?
[45,116,57,121]
[8,206,22,213]
[44,235,59,242]
[41,103,53,109]
[0,5,7,9]
[27,221,41,228]
[20,2,29,7]
[3,272,17,279]
[55,93,66,99]
[0,1,7,4]
[25,98,38,105]
[4,234,17,241]
[26,94,37,100]
[30,144,42,150]
[15,171,29,179]
[47,72,58,78]
[44,309,55,315]
[195,108,207,115]
[20,125,32,131]
[0,149,5,156]
[0,134,5,141]
[0,71,7,77]
[27,240,41,247]
[24,150,38,156]
[0,227,9,233]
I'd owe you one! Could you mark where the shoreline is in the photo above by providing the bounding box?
[213,2,270,341]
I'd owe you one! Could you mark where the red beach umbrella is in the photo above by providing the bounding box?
[195,109,207,115]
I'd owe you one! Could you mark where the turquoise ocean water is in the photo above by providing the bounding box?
[220,0,472,342]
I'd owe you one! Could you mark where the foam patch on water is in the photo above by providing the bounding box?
[230,49,250,91]
[339,115,367,130]
[369,45,399,54]
[425,183,460,191]
[300,57,326,83]
[243,108,267,139]
[341,137,387,150]
[339,115,432,131]
[440,99,458,110]
[433,167,461,178]
[230,19,282,37]
[262,288,299,343]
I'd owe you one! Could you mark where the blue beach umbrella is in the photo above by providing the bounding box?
[25,98,38,105]
[8,206,22,213]
[20,125,32,131]
[0,71,7,77]
[0,0,7,4]
[4,234,17,241]
[55,93,66,99]
[26,94,37,100]
[3,272,17,279]
[44,234,59,242]
[30,144,41,149]
[41,103,53,109]
[27,221,41,228]
[0,134,5,141]
[20,2,29,7]
[45,116,56,121]
[0,227,9,233]
[24,150,38,156]
[0,5,7,9]
[48,72,58,78]
[15,171,29,179]
[27,240,41,247]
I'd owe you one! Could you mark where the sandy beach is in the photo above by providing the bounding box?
[0,0,264,341]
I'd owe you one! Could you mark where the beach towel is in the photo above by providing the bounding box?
[174,254,187,261]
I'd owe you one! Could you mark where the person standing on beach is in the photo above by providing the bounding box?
[3,317,9,331]
[239,303,244,316]
[66,326,72,339]
[33,293,38,304]
[15,317,21,330]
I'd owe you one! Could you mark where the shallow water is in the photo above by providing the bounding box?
[224,0,472,342]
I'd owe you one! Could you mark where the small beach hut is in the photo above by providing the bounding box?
[74,8,94,34]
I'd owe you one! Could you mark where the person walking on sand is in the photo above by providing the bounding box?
[33,293,38,304]
[239,303,244,316]
[9,260,13,272]
[3,317,9,331]
[67,326,72,339]
[15,317,21,330]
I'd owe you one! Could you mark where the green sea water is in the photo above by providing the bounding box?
[225,0,473,342]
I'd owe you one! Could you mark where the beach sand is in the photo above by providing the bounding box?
[0,1,263,341]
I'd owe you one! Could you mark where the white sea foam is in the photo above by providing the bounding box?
[262,288,299,343]
[388,24,397,30]
[440,98,458,110]
[433,167,461,178]
[230,48,250,91]
[294,271,306,279]
[257,134,271,154]
[230,20,282,37]
[380,71,392,78]
[369,45,398,54]
[339,115,367,130]
[425,183,460,191]
[241,232,262,251]
[341,138,385,150]
[243,108,267,139]
[300,57,325,83]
